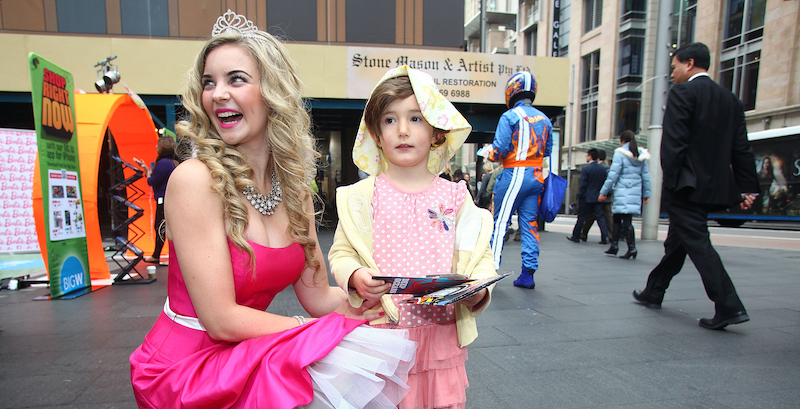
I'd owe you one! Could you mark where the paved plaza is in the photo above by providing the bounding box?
[0,218,798,408]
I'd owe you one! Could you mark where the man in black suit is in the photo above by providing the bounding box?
[567,148,609,243]
[632,42,759,330]
[580,149,614,243]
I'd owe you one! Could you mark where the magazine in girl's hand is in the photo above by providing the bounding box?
[372,274,475,296]
[406,272,512,306]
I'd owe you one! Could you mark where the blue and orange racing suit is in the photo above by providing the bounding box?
[488,100,552,271]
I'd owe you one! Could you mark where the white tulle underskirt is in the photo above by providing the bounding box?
[304,325,418,409]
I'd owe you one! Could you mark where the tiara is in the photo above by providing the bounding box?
[212,9,260,39]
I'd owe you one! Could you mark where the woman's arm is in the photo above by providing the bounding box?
[328,223,366,296]
[599,152,623,197]
[292,195,347,316]
[165,159,303,342]
[132,157,153,185]
[293,196,383,318]
[147,158,173,189]
[641,159,652,200]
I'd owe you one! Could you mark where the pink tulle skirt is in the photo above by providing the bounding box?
[374,321,468,409]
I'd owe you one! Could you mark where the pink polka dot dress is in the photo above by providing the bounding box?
[372,173,470,409]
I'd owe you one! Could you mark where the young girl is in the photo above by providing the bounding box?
[329,66,498,409]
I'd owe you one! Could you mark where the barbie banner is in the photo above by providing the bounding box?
[0,128,39,253]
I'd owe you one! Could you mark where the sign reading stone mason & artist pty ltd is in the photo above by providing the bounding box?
[347,47,543,105]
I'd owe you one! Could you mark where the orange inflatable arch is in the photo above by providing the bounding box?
[33,93,161,280]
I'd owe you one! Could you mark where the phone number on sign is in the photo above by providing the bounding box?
[439,89,470,98]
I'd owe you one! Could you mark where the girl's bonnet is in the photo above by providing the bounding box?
[352,66,472,176]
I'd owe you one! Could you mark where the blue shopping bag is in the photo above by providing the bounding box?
[538,165,567,222]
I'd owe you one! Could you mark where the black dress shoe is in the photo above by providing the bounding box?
[699,311,750,330]
[504,228,514,243]
[566,236,581,243]
[599,240,608,244]
[632,290,661,309]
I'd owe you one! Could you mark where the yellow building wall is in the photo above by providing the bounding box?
[0,32,568,107]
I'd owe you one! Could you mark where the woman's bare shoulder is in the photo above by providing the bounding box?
[165,158,218,202]
[171,158,211,181]
[164,159,227,241]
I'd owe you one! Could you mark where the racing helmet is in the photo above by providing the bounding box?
[505,71,537,108]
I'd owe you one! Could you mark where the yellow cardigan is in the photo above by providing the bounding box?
[328,176,498,347]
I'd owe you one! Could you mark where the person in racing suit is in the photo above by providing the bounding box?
[486,71,552,289]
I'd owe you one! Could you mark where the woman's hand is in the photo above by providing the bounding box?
[349,268,392,301]
[643,197,650,204]
[334,298,384,321]
[133,158,151,177]
[133,157,147,169]
[598,194,607,202]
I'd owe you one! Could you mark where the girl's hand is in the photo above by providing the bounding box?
[334,298,384,321]
[349,268,392,301]
[458,288,488,309]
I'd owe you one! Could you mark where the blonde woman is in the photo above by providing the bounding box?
[128,10,415,408]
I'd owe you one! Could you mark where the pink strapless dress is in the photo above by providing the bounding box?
[130,239,416,408]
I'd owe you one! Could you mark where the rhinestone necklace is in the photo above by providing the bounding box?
[242,172,282,216]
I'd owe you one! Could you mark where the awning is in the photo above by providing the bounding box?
[568,134,649,154]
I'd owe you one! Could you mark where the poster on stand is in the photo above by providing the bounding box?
[28,53,91,299]
[47,169,86,241]
[0,128,39,252]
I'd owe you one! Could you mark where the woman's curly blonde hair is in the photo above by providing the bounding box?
[175,31,320,276]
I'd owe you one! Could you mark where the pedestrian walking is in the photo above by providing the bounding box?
[486,71,552,289]
[598,130,651,259]
[580,149,614,243]
[632,42,759,330]
[566,148,609,244]
[476,161,494,209]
